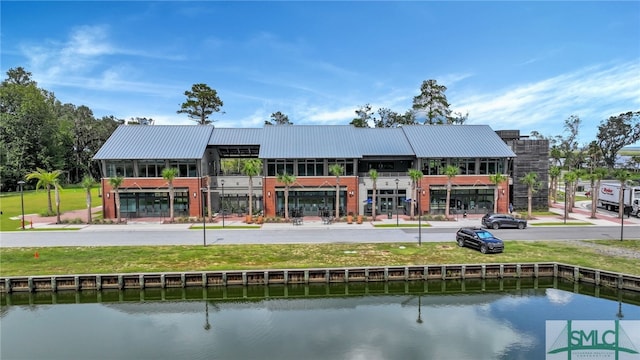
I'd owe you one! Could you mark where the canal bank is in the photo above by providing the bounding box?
[3,262,639,294]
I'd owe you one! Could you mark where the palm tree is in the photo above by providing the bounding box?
[588,168,608,219]
[81,175,96,224]
[368,169,378,221]
[162,167,179,223]
[613,169,633,220]
[329,164,344,218]
[205,176,212,221]
[408,169,423,218]
[276,172,296,220]
[443,165,459,218]
[549,166,561,204]
[563,171,578,213]
[572,169,587,209]
[489,173,507,213]
[25,168,62,215]
[53,179,63,224]
[521,172,538,218]
[550,145,563,167]
[108,176,124,223]
[242,159,263,217]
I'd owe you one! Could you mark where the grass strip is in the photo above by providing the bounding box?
[1,240,638,277]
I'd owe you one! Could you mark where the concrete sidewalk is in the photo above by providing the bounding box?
[28,206,640,232]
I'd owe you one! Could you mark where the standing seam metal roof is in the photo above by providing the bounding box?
[93,125,214,160]
[259,125,362,159]
[93,124,517,160]
[355,127,415,156]
[208,128,263,145]
[401,125,517,158]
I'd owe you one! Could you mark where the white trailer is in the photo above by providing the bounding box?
[598,182,640,217]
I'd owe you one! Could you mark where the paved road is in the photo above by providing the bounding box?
[1,225,638,247]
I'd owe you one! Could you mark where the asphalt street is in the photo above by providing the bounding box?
[1,224,638,247]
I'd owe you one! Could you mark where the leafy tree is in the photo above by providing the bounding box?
[489,173,507,213]
[81,175,96,224]
[1,67,36,86]
[368,169,378,220]
[25,168,62,215]
[597,111,640,169]
[276,172,296,220]
[162,167,179,222]
[375,108,417,128]
[242,159,263,216]
[559,115,582,171]
[108,176,124,223]
[329,164,344,218]
[350,104,373,128]
[412,79,451,125]
[126,117,154,125]
[448,111,469,125]
[443,165,459,217]
[177,83,224,125]
[586,141,603,171]
[521,172,539,218]
[408,169,423,218]
[626,155,640,172]
[1,71,59,190]
[265,111,292,126]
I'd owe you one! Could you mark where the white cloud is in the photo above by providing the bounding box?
[452,61,640,141]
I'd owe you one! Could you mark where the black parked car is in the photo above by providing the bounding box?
[482,213,527,229]
[455,227,504,254]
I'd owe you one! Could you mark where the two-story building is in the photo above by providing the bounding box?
[93,124,520,220]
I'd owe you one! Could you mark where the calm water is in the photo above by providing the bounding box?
[2,279,639,360]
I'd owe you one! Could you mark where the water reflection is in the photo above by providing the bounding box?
[1,278,639,360]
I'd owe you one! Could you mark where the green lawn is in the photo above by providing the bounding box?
[0,187,101,231]
[1,240,638,277]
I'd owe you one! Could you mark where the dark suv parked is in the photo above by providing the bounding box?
[482,213,527,230]
[455,227,504,254]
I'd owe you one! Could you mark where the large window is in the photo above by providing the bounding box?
[138,160,165,177]
[106,161,133,177]
[267,159,295,176]
[297,159,324,176]
[169,160,198,177]
[424,158,447,175]
[450,158,476,175]
[328,159,354,176]
[479,158,504,175]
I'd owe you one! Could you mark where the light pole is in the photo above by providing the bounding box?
[18,180,25,230]
[620,182,632,241]
[220,179,225,228]
[201,187,207,247]
[417,185,422,246]
[395,178,399,227]
[564,181,568,224]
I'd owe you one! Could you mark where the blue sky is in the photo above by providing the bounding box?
[2,1,639,145]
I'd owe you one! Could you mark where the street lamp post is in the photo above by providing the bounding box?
[201,187,207,247]
[395,178,399,227]
[220,180,225,228]
[417,185,422,246]
[620,182,625,242]
[18,180,25,230]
